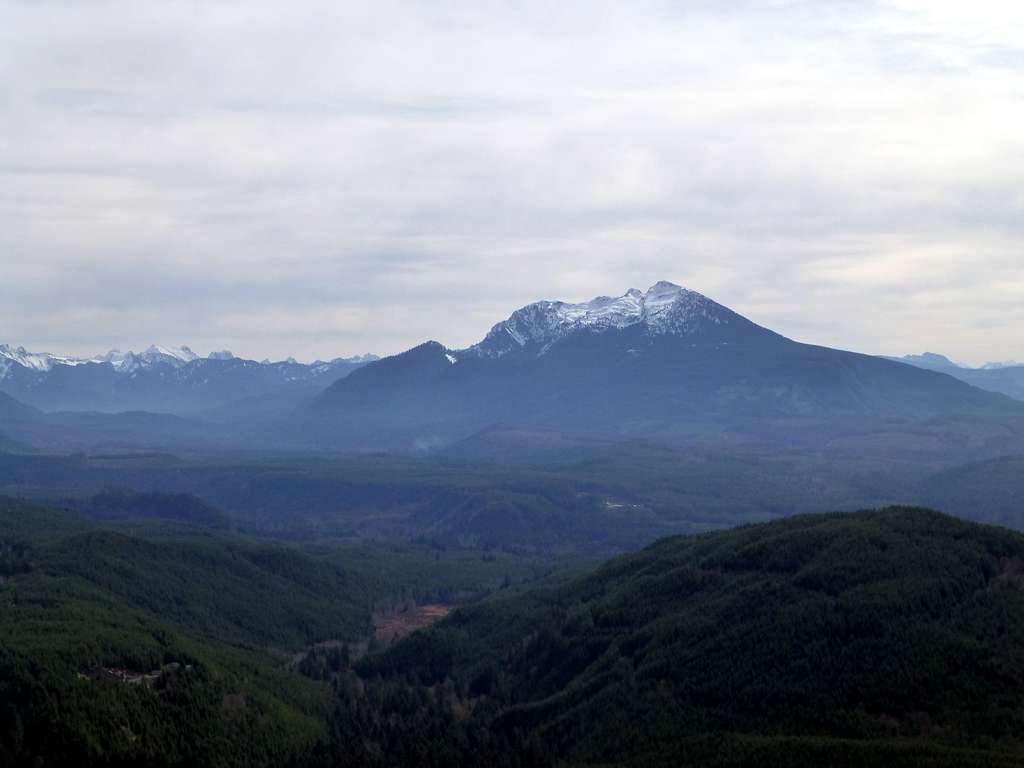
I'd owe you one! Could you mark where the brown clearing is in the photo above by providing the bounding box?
[374,603,451,643]
[285,603,454,670]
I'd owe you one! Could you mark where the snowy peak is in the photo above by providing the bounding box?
[0,342,376,382]
[0,343,100,375]
[468,281,741,357]
[87,345,199,372]
[0,343,202,374]
[143,345,199,365]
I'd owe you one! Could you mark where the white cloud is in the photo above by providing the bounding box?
[1,0,1022,364]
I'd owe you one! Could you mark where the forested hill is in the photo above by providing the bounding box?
[0,496,373,767]
[0,497,540,767]
[339,508,1024,767]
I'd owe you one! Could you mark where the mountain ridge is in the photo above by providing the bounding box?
[0,342,377,374]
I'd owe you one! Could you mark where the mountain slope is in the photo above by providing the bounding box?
[0,391,40,422]
[920,456,1024,529]
[0,496,373,767]
[343,508,1024,767]
[309,283,1023,453]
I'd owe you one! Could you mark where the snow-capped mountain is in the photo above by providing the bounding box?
[0,344,378,413]
[466,282,752,359]
[0,343,375,378]
[309,281,1019,452]
[0,343,201,375]
[88,345,201,373]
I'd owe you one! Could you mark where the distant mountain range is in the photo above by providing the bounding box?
[308,281,1024,454]
[890,352,1022,372]
[0,344,377,413]
[3,283,1022,458]
[885,352,1024,401]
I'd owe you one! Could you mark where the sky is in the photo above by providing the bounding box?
[2,1,1022,366]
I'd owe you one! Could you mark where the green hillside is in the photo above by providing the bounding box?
[0,497,541,767]
[921,456,1024,529]
[0,496,374,767]
[6,497,1024,766]
[341,508,1024,767]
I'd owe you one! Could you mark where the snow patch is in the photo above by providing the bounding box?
[0,344,91,373]
[466,281,730,358]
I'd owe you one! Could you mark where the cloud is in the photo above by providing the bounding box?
[1,0,1022,365]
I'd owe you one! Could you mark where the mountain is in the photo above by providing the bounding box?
[889,353,1024,401]
[339,508,1024,767]
[981,360,1022,370]
[309,282,1024,454]
[0,344,377,414]
[885,352,963,373]
[464,280,777,357]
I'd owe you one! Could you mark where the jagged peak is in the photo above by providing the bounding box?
[142,345,198,364]
[464,282,736,358]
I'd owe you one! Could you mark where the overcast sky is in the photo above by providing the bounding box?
[2,1,1022,365]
